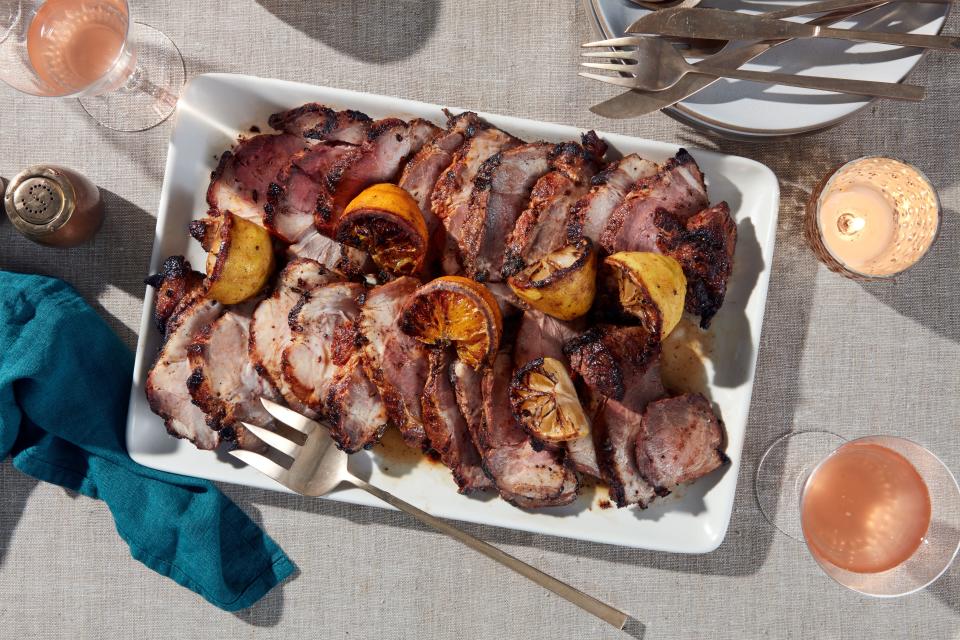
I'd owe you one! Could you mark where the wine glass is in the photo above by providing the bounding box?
[0,0,185,131]
[756,432,960,597]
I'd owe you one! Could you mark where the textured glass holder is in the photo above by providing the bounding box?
[804,156,941,280]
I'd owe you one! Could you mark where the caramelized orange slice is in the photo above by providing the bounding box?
[399,276,503,369]
[334,183,428,276]
[509,357,589,443]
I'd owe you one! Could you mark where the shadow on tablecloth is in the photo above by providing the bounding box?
[254,0,440,64]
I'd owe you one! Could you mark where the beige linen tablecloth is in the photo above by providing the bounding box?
[1,2,958,638]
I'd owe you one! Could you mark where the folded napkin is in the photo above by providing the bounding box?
[0,271,295,611]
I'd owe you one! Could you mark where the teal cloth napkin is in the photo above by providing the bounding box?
[0,271,295,611]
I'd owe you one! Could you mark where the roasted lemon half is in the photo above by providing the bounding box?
[399,276,503,369]
[200,212,275,305]
[509,357,589,443]
[506,238,596,321]
[605,251,686,339]
[334,183,428,276]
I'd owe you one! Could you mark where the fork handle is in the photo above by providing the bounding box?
[347,476,629,629]
[692,64,926,101]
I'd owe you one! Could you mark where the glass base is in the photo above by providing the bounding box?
[78,22,185,132]
[755,431,846,541]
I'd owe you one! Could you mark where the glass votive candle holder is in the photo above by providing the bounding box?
[804,156,941,280]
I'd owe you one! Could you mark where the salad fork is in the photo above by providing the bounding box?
[232,398,629,630]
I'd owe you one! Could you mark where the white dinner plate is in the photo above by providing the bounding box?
[127,73,780,552]
[586,0,950,139]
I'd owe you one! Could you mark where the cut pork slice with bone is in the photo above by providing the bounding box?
[432,119,521,275]
[421,348,492,493]
[318,118,441,229]
[358,277,431,450]
[461,142,555,281]
[187,300,282,437]
[281,281,389,452]
[249,259,341,416]
[635,393,728,495]
[565,154,660,246]
[501,133,607,279]
[451,353,578,508]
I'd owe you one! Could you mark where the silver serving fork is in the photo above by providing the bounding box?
[232,398,629,630]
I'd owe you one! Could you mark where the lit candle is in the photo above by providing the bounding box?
[805,157,940,279]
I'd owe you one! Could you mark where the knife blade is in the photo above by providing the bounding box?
[591,2,888,119]
[628,7,960,50]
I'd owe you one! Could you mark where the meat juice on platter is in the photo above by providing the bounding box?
[801,442,932,574]
[144,101,739,515]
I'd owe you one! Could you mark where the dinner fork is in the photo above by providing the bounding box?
[580,36,925,101]
[232,398,629,630]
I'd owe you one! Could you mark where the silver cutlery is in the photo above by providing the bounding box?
[589,0,893,118]
[627,6,960,50]
[581,36,925,100]
[232,398,630,630]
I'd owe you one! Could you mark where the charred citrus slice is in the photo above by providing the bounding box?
[334,183,428,276]
[506,238,596,321]
[605,251,686,339]
[202,212,275,305]
[399,275,502,369]
[509,357,589,443]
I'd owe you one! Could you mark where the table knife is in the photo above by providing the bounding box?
[627,7,960,50]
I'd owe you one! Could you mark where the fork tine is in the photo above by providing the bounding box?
[260,397,320,436]
[242,422,301,457]
[581,62,635,72]
[578,72,638,90]
[229,449,291,485]
[581,51,637,60]
[582,36,640,48]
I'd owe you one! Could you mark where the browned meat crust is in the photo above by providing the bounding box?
[461,142,554,281]
[564,325,663,414]
[635,393,728,493]
[592,397,657,508]
[422,348,492,493]
[268,103,372,144]
[655,202,737,328]
[144,255,205,334]
[502,133,607,278]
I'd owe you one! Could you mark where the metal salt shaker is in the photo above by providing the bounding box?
[4,165,104,247]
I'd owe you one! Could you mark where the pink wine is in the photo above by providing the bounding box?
[801,442,932,574]
[27,0,128,95]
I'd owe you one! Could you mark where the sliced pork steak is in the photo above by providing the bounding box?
[453,352,577,508]
[502,133,607,278]
[144,255,205,334]
[461,142,555,281]
[145,291,226,450]
[268,103,372,144]
[599,149,708,254]
[359,277,431,450]
[431,120,520,274]
[591,397,657,508]
[286,231,371,278]
[319,118,440,229]
[636,393,728,494]
[187,301,281,437]
[565,154,660,246]
[249,259,340,416]
[421,349,492,493]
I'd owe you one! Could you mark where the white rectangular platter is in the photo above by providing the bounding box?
[127,73,780,553]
